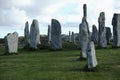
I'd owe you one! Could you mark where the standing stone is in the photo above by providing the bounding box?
[105,27,112,44]
[71,32,75,43]
[98,12,107,48]
[50,19,62,50]
[83,4,87,17]
[24,21,30,48]
[79,24,81,48]
[112,14,120,47]
[91,25,98,43]
[48,25,51,44]
[4,32,18,54]
[86,41,97,69]
[79,4,90,59]
[30,19,40,49]
[69,31,72,42]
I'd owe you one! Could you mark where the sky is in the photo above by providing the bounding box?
[0,0,120,38]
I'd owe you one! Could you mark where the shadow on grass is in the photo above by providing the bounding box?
[70,66,111,72]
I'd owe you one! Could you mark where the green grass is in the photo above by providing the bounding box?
[0,46,120,80]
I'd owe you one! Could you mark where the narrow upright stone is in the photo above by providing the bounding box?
[50,19,62,50]
[4,32,18,54]
[112,14,120,47]
[98,12,107,48]
[83,4,87,17]
[79,24,81,48]
[69,31,72,42]
[105,27,112,44]
[79,4,90,59]
[91,25,98,43]
[24,21,30,48]
[30,19,40,49]
[86,41,98,69]
[48,25,51,44]
[71,32,75,43]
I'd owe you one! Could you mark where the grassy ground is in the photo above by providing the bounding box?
[0,46,120,80]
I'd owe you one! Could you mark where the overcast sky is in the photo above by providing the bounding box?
[0,0,120,38]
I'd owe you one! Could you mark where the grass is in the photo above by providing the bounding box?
[0,46,120,80]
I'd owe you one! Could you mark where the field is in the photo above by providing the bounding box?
[0,46,120,80]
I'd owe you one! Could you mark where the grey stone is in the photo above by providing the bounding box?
[83,4,87,17]
[30,19,40,49]
[105,27,112,44]
[91,25,98,43]
[79,24,81,48]
[86,41,97,69]
[4,32,18,54]
[50,19,62,50]
[98,12,107,48]
[69,31,72,42]
[71,32,75,43]
[24,21,30,48]
[112,14,120,47]
[79,4,90,59]
[48,25,51,44]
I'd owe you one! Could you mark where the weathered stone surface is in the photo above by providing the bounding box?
[48,25,51,44]
[79,24,81,48]
[98,12,107,48]
[30,19,40,49]
[80,17,90,59]
[112,14,120,47]
[4,32,18,54]
[24,21,30,48]
[69,31,72,42]
[91,25,98,43]
[79,4,90,59]
[105,27,112,44]
[86,41,97,69]
[71,32,75,43]
[50,19,62,50]
[83,4,87,17]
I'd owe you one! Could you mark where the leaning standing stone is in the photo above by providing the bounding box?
[30,19,40,49]
[98,12,107,48]
[86,41,97,70]
[50,19,62,50]
[4,32,18,54]
[112,14,120,47]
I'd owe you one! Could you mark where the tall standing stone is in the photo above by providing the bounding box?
[71,32,75,43]
[86,41,97,69]
[112,14,120,47]
[48,25,51,44]
[69,31,72,42]
[79,24,81,48]
[30,19,40,49]
[105,27,112,44]
[98,12,107,48]
[79,4,90,59]
[91,25,98,44]
[4,32,18,54]
[50,19,62,50]
[24,21,30,48]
